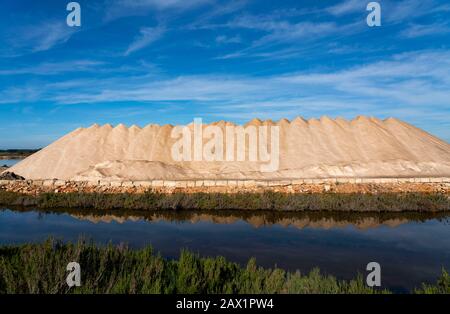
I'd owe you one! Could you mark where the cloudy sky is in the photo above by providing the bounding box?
[0,0,449,148]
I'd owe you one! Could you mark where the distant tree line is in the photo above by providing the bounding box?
[0,149,40,158]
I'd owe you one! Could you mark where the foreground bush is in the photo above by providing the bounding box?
[0,240,448,294]
[415,270,450,294]
[0,190,448,211]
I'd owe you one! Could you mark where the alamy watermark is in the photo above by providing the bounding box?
[367,2,382,27]
[66,2,81,27]
[170,118,280,172]
[66,262,81,287]
[366,262,381,287]
[65,2,381,28]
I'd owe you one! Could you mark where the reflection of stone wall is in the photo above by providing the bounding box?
[1,178,449,195]
[69,212,412,230]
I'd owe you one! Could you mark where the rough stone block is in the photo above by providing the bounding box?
[54,180,66,187]
[163,181,176,187]
[152,180,164,187]
[186,181,196,187]
[43,179,55,187]
[203,180,216,187]
[243,180,256,187]
[87,180,100,187]
[195,180,204,187]
[99,180,111,187]
[120,181,134,187]
[175,181,187,188]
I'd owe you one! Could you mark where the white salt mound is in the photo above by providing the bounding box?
[8,116,450,181]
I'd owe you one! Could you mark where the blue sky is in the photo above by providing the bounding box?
[0,0,449,148]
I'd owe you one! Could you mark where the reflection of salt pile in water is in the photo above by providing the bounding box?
[69,212,410,230]
[8,116,450,180]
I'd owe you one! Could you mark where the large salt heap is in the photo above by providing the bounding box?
[7,116,450,181]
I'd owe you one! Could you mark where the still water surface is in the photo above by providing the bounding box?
[0,207,448,292]
[0,159,20,167]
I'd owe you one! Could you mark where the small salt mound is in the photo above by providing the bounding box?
[72,160,200,181]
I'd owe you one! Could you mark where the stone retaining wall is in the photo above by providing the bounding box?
[1,177,449,195]
[1,177,450,187]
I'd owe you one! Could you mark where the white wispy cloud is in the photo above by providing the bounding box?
[113,0,210,10]
[104,0,212,21]
[0,59,160,77]
[186,0,249,29]
[326,0,366,16]
[251,21,347,47]
[2,50,449,140]
[215,35,241,44]
[0,86,42,104]
[324,0,450,25]
[275,50,450,109]
[400,22,450,38]
[383,0,450,23]
[385,0,429,22]
[17,50,446,111]
[5,21,76,55]
[0,60,104,76]
[124,26,165,56]
[214,13,363,59]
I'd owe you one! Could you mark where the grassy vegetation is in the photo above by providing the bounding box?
[415,270,450,294]
[0,190,448,211]
[0,239,447,294]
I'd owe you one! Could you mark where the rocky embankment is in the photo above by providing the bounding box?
[0,177,449,195]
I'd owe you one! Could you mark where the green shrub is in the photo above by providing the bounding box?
[415,269,450,294]
[0,239,447,294]
[0,190,448,211]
